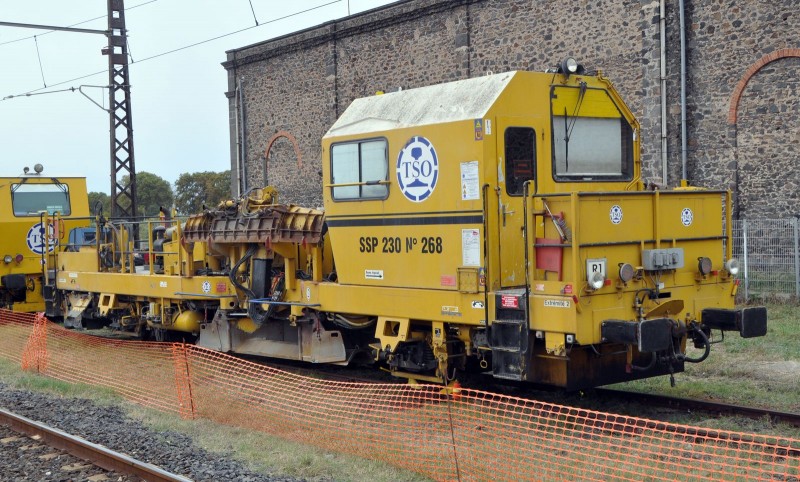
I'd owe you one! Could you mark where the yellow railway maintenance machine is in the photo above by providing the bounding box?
[55,60,766,389]
[314,61,766,388]
[1,165,90,313]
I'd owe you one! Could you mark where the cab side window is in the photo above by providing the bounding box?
[505,127,536,196]
[331,139,388,200]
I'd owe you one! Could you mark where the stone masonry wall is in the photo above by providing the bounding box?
[223,0,799,218]
[679,0,799,217]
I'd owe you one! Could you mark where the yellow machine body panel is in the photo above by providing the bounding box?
[322,120,487,293]
[532,190,733,345]
[55,270,236,301]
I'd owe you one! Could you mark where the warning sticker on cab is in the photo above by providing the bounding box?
[544,299,571,308]
[500,295,519,308]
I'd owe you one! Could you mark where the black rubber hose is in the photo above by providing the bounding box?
[630,351,658,371]
[229,245,257,299]
[227,245,269,325]
[682,326,711,363]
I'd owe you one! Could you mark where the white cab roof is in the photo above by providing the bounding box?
[324,71,516,138]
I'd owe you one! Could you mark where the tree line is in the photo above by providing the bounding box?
[88,170,231,218]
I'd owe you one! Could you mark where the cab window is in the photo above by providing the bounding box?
[12,183,71,216]
[551,85,633,181]
[504,127,536,196]
[330,139,388,200]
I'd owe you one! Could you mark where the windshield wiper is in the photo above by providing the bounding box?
[562,81,587,172]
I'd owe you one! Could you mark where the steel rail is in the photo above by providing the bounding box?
[591,388,800,457]
[595,388,800,428]
[0,407,192,482]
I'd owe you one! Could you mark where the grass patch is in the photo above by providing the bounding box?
[611,302,800,437]
[126,405,430,482]
[0,358,119,403]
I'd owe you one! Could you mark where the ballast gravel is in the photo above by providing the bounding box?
[0,382,304,481]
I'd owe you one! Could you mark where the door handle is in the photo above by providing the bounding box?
[502,205,515,227]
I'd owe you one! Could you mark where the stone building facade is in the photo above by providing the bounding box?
[222,0,799,218]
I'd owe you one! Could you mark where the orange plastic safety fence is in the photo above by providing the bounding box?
[171,343,196,420]
[0,309,42,366]
[0,309,180,415]
[21,313,48,372]
[0,309,798,481]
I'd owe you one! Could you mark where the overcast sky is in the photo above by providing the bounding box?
[0,0,399,193]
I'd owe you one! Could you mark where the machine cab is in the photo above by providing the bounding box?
[494,71,639,288]
[0,165,90,312]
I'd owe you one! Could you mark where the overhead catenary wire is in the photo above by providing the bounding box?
[2,86,88,100]
[0,0,160,47]
[131,0,341,64]
[1,0,343,101]
[1,85,111,112]
[33,35,47,88]
[1,69,108,101]
[247,0,260,26]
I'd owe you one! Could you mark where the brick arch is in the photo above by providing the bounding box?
[728,48,800,124]
[264,130,303,169]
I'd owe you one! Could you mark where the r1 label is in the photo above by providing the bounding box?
[586,258,606,277]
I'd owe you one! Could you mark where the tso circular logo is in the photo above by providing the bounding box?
[396,136,439,202]
[26,222,57,255]
[681,208,694,226]
[609,205,623,225]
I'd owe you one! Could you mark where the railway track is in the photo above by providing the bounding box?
[594,387,800,428]
[0,407,191,482]
[590,388,800,457]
